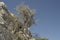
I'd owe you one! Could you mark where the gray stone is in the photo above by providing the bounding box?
[0,2,34,40]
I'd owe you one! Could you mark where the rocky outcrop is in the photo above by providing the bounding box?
[0,2,35,40]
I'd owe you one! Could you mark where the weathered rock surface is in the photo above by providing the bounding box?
[0,25,17,40]
[0,2,17,40]
[0,2,35,40]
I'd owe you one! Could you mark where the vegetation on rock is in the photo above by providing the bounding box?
[0,2,48,40]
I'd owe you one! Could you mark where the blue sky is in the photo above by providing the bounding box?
[0,0,60,40]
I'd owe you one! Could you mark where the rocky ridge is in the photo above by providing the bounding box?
[0,2,35,40]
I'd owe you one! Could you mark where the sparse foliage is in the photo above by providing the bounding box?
[16,4,35,27]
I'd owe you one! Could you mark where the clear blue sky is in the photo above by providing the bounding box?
[0,0,60,40]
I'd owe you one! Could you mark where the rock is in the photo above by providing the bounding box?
[0,16,5,24]
[0,25,17,40]
[0,2,34,40]
[0,2,5,7]
[0,2,17,40]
